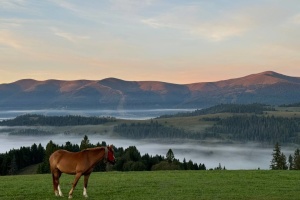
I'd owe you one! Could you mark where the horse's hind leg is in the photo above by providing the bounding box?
[52,170,63,197]
[52,172,59,196]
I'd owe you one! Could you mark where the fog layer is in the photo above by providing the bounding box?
[0,109,195,120]
[0,132,293,170]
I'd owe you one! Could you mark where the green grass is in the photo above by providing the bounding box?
[1,170,300,200]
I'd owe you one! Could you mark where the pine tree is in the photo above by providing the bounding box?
[38,140,57,173]
[270,142,287,170]
[288,154,294,170]
[270,143,280,169]
[8,155,18,175]
[80,135,91,150]
[182,158,187,170]
[166,149,175,163]
[279,153,288,170]
[293,148,300,170]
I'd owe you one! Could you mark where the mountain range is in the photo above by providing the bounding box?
[1,71,300,110]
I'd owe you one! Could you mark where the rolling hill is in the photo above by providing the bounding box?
[1,71,300,109]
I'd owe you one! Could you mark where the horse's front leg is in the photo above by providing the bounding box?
[68,172,82,199]
[83,174,91,198]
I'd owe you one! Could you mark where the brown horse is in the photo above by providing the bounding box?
[49,145,116,198]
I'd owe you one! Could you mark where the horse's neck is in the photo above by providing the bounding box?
[88,147,106,164]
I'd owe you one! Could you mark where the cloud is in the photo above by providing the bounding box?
[289,13,300,24]
[141,18,165,29]
[0,0,27,9]
[189,20,250,42]
[50,27,90,43]
[50,0,79,13]
[141,5,254,41]
[0,30,23,50]
[0,0,41,15]
[109,0,157,12]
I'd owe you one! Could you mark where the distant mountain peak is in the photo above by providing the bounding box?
[253,71,300,84]
[216,71,300,87]
[259,71,278,75]
[99,77,128,83]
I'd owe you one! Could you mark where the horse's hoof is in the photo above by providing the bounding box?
[83,194,88,198]
[68,195,73,199]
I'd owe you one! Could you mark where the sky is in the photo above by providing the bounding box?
[1,0,300,84]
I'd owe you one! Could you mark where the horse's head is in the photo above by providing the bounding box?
[106,145,116,165]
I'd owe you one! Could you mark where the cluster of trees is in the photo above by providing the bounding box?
[112,146,206,171]
[270,142,300,170]
[0,144,45,175]
[113,120,201,139]
[205,115,300,144]
[0,136,206,176]
[158,103,275,118]
[0,114,116,126]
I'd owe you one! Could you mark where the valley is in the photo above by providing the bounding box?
[1,103,299,170]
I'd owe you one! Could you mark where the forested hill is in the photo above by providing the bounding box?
[157,103,275,118]
[205,115,300,144]
[2,104,300,145]
[0,114,116,126]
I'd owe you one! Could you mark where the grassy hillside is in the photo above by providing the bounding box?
[0,170,299,200]
[16,163,40,175]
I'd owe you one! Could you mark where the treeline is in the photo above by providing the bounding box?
[205,115,300,144]
[0,114,116,126]
[279,102,300,107]
[114,120,201,139]
[0,136,206,176]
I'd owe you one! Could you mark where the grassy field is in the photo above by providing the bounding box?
[1,170,300,200]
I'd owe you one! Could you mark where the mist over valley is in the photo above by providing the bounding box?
[1,103,298,170]
[0,129,292,170]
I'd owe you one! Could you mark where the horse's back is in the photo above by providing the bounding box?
[49,150,79,174]
[49,149,69,163]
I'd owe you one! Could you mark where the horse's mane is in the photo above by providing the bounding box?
[84,146,105,151]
